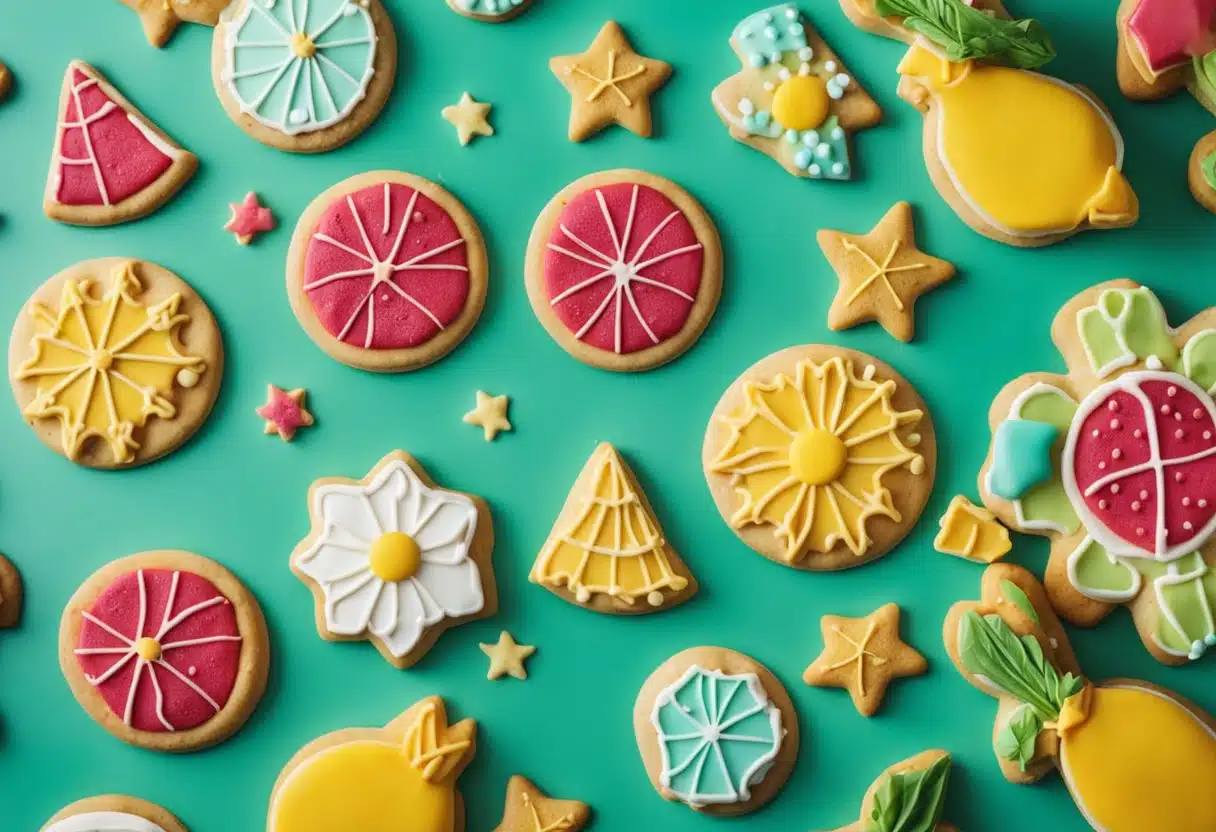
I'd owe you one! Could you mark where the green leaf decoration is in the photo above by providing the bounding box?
[1202,152,1216,193]
[1193,51,1216,111]
[1017,481,1080,533]
[1000,579,1039,624]
[865,755,952,832]
[1077,287,1179,377]
[1065,536,1140,602]
[1182,329,1216,394]
[1152,552,1216,660]
[873,0,1055,69]
[994,705,1042,770]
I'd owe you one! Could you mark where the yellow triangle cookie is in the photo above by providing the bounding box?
[934,495,1011,563]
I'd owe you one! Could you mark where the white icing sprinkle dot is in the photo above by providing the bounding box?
[824,60,837,72]
[1139,490,1149,499]
[1184,497,1192,507]
[1110,419,1121,429]
[1168,386,1178,397]
[1131,501,1141,511]
[763,81,776,91]
[1134,429,1143,438]
[764,25,777,38]
[832,162,844,175]
[798,63,812,76]
[1161,404,1172,415]
[739,97,756,115]
[1184,521,1194,531]
[1098,500,1108,510]
[1108,400,1120,412]
[785,7,796,18]
[1112,484,1121,494]
[1098,461,1107,470]
[778,67,792,81]
[1201,499,1210,508]
[808,163,821,176]
[799,46,814,60]
[1137,527,1145,536]
[1111,448,1122,460]
[1176,472,1186,483]
[188,666,197,676]
[816,142,831,158]
[1175,411,1183,422]
[788,23,801,35]
[1176,429,1186,439]
[1195,409,1205,419]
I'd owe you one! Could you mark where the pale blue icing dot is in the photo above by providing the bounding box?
[733,3,807,68]
[789,116,852,180]
[989,418,1060,500]
[784,129,799,143]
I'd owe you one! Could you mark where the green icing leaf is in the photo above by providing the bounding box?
[1001,579,1039,624]
[872,0,1055,69]
[865,755,952,832]
[958,612,1084,720]
[1153,553,1216,660]
[1182,329,1216,394]
[1078,287,1179,377]
[1014,387,1076,431]
[1066,536,1140,601]
[1201,152,1216,193]
[1017,479,1080,534]
[1078,306,1129,376]
[995,706,1042,771]
[1193,51,1216,110]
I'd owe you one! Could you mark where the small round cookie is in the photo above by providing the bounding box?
[9,258,223,469]
[447,0,535,22]
[703,344,936,571]
[634,646,798,816]
[211,0,397,153]
[41,795,189,832]
[0,553,22,629]
[59,550,269,752]
[287,171,488,372]
[1189,130,1216,215]
[525,170,722,372]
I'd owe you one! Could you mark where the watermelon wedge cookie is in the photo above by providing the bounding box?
[59,550,269,753]
[44,61,197,226]
[41,795,190,832]
[525,170,723,372]
[978,280,1216,664]
[287,171,488,372]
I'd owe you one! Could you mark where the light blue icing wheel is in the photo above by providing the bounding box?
[447,0,534,21]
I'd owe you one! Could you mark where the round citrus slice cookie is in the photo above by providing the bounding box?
[525,170,722,372]
[287,171,488,372]
[8,258,223,469]
[634,646,798,816]
[59,550,269,752]
[447,0,534,22]
[703,344,935,571]
[41,795,189,832]
[212,0,397,153]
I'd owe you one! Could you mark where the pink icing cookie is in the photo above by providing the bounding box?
[288,171,488,372]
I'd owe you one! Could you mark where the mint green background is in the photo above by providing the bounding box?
[0,0,1212,829]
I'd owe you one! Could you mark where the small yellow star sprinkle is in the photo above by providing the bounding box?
[442,92,495,146]
[463,390,512,441]
[480,631,536,681]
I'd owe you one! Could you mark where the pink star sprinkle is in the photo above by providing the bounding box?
[225,192,276,245]
[256,385,314,442]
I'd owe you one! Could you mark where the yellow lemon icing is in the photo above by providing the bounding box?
[898,43,1136,238]
[771,74,830,132]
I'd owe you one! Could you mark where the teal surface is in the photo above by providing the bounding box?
[1,0,1213,829]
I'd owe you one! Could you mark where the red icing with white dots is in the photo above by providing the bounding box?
[1067,371,1216,559]
[303,181,471,351]
[76,569,242,733]
[543,182,704,355]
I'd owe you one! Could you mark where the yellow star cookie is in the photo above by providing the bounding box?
[492,775,590,832]
[442,92,495,146]
[934,494,1012,563]
[463,391,512,441]
[818,202,956,343]
[802,603,926,716]
[480,631,536,681]
[550,22,671,142]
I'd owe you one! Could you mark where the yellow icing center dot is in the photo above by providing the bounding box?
[368,532,421,583]
[290,32,317,58]
[90,349,113,372]
[772,75,830,132]
[135,637,162,662]
[789,429,847,485]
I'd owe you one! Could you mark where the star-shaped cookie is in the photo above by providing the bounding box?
[119,0,231,47]
[802,603,926,716]
[550,21,671,142]
[463,390,512,441]
[225,192,276,245]
[493,775,590,832]
[818,202,956,343]
[442,92,495,146]
[480,631,536,681]
[256,385,314,442]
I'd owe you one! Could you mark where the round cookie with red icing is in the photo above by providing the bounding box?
[287,171,488,372]
[41,795,189,832]
[525,169,722,372]
[59,550,269,752]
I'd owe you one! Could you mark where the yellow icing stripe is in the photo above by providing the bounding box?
[933,495,1011,563]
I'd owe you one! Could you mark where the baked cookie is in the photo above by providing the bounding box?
[703,344,935,571]
[843,0,1137,247]
[441,93,494,146]
[448,0,535,23]
[525,169,722,372]
[291,450,496,668]
[945,563,1216,831]
[225,192,276,245]
[977,280,1216,664]
[712,4,882,181]
[212,0,397,153]
[0,553,22,629]
[257,384,314,441]
[493,776,589,832]
[479,631,534,681]
[42,795,189,832]
[118,0,231,47]
[59,550,269,752]
[634,646,798,816]
[529,443,697,614]
[462,391,511,441]
[825,750,955,832]
[45,61,196,226]
[287,171,488,372]
[9,258,223,469]
[933,495,1011,563]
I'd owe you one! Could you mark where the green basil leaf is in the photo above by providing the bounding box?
[957,612,1083,719]
[873,0,1055,69]
[995,706,1042,771]
[1000,579,1039,624]
[867,772,901,832]
[865,756,952,832]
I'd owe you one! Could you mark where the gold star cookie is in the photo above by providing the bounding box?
[818,202,956,343]
[480,631,536,681]
[493,775,590,832]
[550,21,671,142]
[442,92,495,146]
[802,603,927,716]
[463,391,512,441]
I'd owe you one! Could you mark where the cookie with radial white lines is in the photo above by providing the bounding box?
[41,794,191,832]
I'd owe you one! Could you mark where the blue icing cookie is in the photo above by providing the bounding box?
[791,116,850,180]
[734,3,807,68]
[989,418,1058,500]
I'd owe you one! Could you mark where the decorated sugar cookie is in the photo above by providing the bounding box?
[287,171,488,372]
[634,646,798,816]
[945,563,1216,831]
[712,4,882,181]
[525,170,722,372]
[225,191,276,245]
[45,61,197,226]
[824,751,955,832]
[530,443,697,614]
[1190,129,1216,212]
[257,384,314,441]
[703,345,935,571]
[212,0,397,153]
[842,0,1138,246]
[268,696,475,832]
[291,450,496,668]
[118,0,231,47]
[978,280,1216,664]
[0,553,22,629]
[493,776,590,832]
[41,795,189,832]
[448,0,535,23]
[9,258,222,469]
[59,550,269,752]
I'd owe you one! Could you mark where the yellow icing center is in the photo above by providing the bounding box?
[772,75,829,132]
[290,32,317,58]
[789,429,847,485]
[369,533,421,583]
[135,637,162,662]
[1059,685,1216,832]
